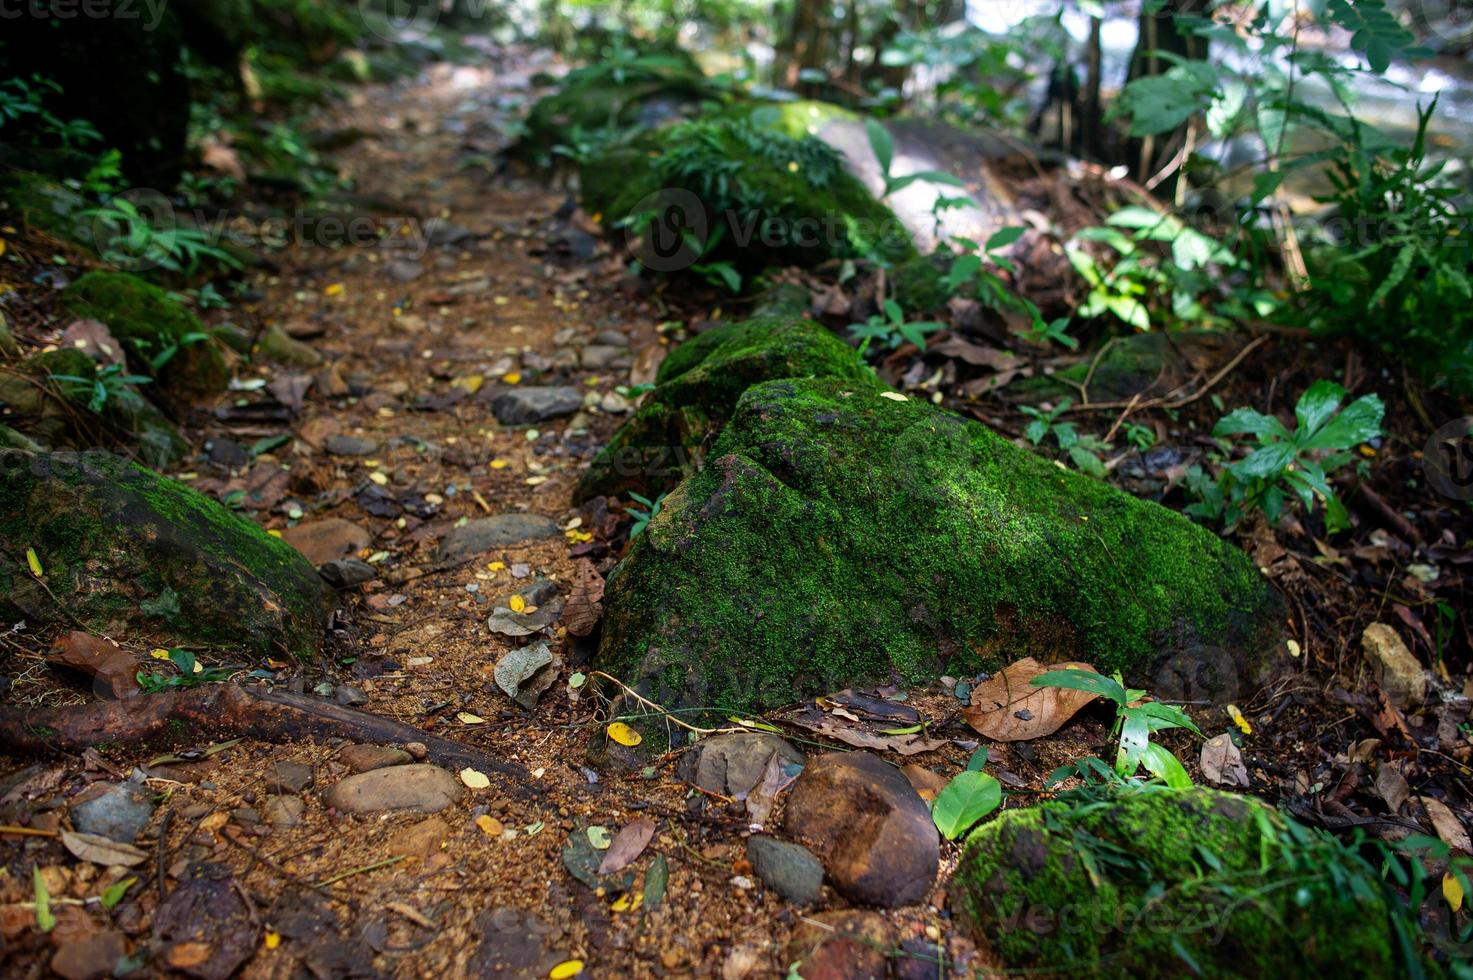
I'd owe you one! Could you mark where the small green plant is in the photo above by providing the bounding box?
[135,648,231,694]
[1033,668,1201,788]
[865,119,965,199]
[849,298,946,352]
[1184,380,1384,533]
[85,196,243,275]
[1019,398,1110,477]
[931,746,1003,840]
[627,491,667,537]
[49,363,153,413]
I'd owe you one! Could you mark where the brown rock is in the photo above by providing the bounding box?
[338,744,413,773]
[780,752,939,908]
[388,815,451,861]
[786,910,892,980]
[1362,623,1427,707]
[48,632,140,699]
[322,764,461,814]
[50,929,126,980]
[265,760,313,794]
[281,518,371,566]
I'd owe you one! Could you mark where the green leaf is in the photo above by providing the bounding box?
[99,876,137,910]
[931,770,1002,840]
[966,746,989,771]
[1302,392,1384,452]
[985,226,1026,252]
[865,119,894,178]
[1212,407,1289,441]
[1140,742,1194,789]
[1293,379,1348,437]
[33,868,54,932]
[1032,668,1127,705]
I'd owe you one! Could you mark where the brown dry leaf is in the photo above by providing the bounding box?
[1376,764,1410,813]
[1200,733,1250,788]
[165,942,214,970]
[565,559,605,638]
[48,632,140,700]
[963,658,1099,742]
[59,831,148,868]
[597,816,657,876]
[780,707,945,756]
[1421,797,1472,853]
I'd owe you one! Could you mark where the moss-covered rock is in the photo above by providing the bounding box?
[594,327,1281,715]
[580,116,914,271]
[62,272,229,398]
[0,450,334,659]
[955,786,1413,976]
[1,172,101,251]
[575,316,875,502]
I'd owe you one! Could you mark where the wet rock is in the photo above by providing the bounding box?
[281,518,371,566]
[324,434,380,457]
[1362,623,1426,708]
[435,513,560,561]
[780,752,938,908]
[70,780,155,843]
[677,732,805,796]
[338,744,413,773]
[0,450,335,659]
[579,344,624,369]
[335,685,369,707]
[319,558,376,588]
[262,795,306,828]
[322,764,462,814]
[383,259,423,283]
[50,929,126,980]
[255,323,324,367]
[746,835,824,906]
[491,386,583,425]
[266,761,314,794]
[785,910,893,980]
[47,631,140,700]
[469,906,567,978]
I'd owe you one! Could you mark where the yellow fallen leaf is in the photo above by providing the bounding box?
[1226,704,1252,735]
[150,648,172,661]
[0,239,7,257]
[490,459,510,470]
[549,960,584,979]
[476,815,504,837]
[1446,871,1465,912]
[611,891,642,912]
[369,471,389,486]
[265,930,281,950]
[1286,639,1301,658]
[457,711,485,725]
[509,595,527,613]
[880,391,908,401]
[268,529,283,538]
[454,375,484,394]
[488,561,506,572]
[25,547,42,578]
[607,722,642,747]
[324,283,344,296]
[502,372,521,384]
[460,768,491,789]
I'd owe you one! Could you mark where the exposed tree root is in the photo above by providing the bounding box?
[0,683,535,796]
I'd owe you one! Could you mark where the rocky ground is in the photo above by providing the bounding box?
[0,42,1471,980]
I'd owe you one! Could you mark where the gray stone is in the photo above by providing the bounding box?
[435,513,560,561]
[320,558,375,588]
[70,780,154,843]
[266,760,314,794]
[780,751,939,908]
[322,764,463,814]
[747,835,824,906]
[1363,623,1427,708]
[579,345,624,370]
[491,386,583,425]
[262,795,305,828]
[325,434,380,456]
[594,330,629,347]
[677,732,805,797]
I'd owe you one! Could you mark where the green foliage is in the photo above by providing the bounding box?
[627,492,666,537]
[1033,668,1200,787]
[849,298,945,352]
[1185,380,1384,533]
[1019,398,1110,477]
[865,119,966,198]
[932,747,1002,840]
[135,647,231,694]
[83,196,242,276]
[49,364,154,414]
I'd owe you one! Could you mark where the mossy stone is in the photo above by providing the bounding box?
[0,450,334,660]
[580,116,914,271]
[594,342,1281,716]
[955,787,1409,976]
[62,272,229,398]
[575,316,875,502]
[1,172,98,250]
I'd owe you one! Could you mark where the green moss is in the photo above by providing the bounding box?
[576,316,876,502]
[0,450,332,659]
[892,254,954,313]
[581,116,914,270]
[593,324,1282,715]
[714,99,858,139]
[61,272,228,397]
[1,171,96,248]
[955,787,1412,976]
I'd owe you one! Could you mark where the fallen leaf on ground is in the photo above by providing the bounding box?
[779,705,944,755]
[1375,764,1410,813]
[1422,796,1472,852]
[962,658,1099,741]
[460,768,491,790]
[60,830,149,867]
[597,816,656,876]
[565,559,605,637]
[1200,733,1250,788]
[606,722,642,747]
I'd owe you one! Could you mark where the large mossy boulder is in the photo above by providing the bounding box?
[593,323,1281,715]
[0,450,334,660]
[577,316,874,502]
[580,116,914,271]
[955,787,1415,976]
[61,272,229,398]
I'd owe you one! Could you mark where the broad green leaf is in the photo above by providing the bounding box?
[1302,393,1384,452]
[1212,407,1290,441]
[865,119,894,177]
[1140,743,1194,789]
[1032,668,1126,705]
[985,226,1027,252]
[931,770,1002,840]
[1293,379,1348,437]
[1232,442,1298,480]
